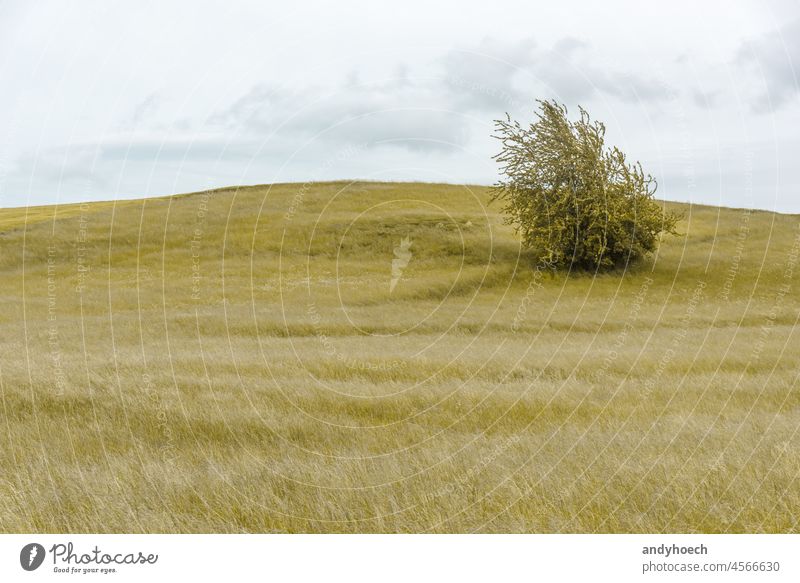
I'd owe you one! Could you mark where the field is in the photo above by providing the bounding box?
[1,181,799,533]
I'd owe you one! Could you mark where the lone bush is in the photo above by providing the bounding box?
[492,100,679,270]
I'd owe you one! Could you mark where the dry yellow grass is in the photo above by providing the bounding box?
[0,181,798,532]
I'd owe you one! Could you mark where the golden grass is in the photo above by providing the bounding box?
[0,181,798,532]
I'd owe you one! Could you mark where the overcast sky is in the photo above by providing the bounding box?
[1,0,799,210]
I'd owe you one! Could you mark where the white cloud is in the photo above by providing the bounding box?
[1,0,799,211]
[737,17,800,112]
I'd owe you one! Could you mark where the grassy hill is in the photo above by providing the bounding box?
[1,181,799,533]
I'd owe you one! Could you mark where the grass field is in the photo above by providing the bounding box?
[1,181,799,533]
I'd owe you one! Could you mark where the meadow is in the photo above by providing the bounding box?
[1,181,798,533]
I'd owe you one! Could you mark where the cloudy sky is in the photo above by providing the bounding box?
[0,0,798,210]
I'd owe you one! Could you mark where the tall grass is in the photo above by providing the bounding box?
[0,181,798,532]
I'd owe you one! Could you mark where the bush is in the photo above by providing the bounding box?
[492,100,679,270]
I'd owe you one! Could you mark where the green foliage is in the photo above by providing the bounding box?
[492,100,680,270]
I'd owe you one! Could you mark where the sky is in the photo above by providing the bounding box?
[0,0,799,211]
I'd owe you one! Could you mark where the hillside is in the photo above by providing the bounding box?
[1,181,799,533]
